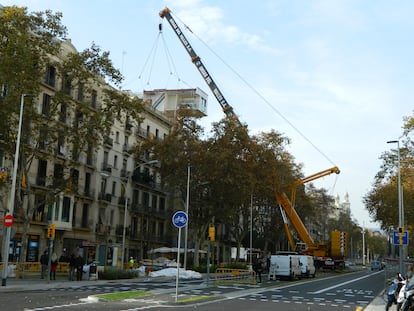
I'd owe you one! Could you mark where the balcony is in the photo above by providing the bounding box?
[101,163,112,173]
[98,192,112,202]
[104,137,113,147]
[125,122,133,134]
[122,144,131,154]
[131,171,154,185]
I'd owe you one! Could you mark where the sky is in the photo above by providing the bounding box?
[2,0,413,229]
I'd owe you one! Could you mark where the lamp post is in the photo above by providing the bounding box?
[183,164,190,270]
[2,94,34,286]
[121,184,128,269]
[387,139,403,273]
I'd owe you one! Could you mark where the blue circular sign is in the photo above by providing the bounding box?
[172,211,188,228]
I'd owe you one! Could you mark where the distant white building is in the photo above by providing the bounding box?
[332,192,351,219]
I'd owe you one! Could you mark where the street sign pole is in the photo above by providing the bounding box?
[175,227,182,303]
[172,211,188,303]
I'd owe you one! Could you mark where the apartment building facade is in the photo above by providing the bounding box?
[0,38,215,267]
[0,40,175,266]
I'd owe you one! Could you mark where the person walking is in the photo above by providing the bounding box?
[75,254,84,281]
[40,250,48,279]
[129,257,135,270]
[50,252,58,280]
[253,253,264,283]
[68,253,76,281]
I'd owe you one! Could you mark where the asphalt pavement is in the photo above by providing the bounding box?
[0,273,388,310]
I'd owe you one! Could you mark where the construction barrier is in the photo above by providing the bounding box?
[0,262,69,278]
[214,268,256,285]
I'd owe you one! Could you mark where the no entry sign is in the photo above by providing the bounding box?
[4,214,14,227]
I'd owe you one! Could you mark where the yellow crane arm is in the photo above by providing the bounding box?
[290,166,340,206]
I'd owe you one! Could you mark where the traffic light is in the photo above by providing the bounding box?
[47,224,55,239]
[208,225,215,241]
[399,227,404,245]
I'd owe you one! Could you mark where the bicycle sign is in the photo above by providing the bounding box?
[172,211,188,228]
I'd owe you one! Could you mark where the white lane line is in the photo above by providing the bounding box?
[310,273,377,294]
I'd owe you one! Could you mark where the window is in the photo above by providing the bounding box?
[143,192,149,208]
[146,125,150,138]
[39,127,48,149]
[155,129,159,139]
[91,90,97,109]
[151,194,157,210]
[60,103,67,123]
[53,163,64,182]
[111,181,116,196]
[82,203,89,228]
[84,172,91,196]
[57,134,65,156]
[45,66,56,87]
[42,93,51,115]
[114,155,118,169]
[1,84,7,97]
[62,197,71,222]
[77,83,84,101]
[62,74,71,95]
[37,160,47,186]
[115,131,120,143]
[71,169,79,189]
[159,197,165,211]
[124,135,129,147]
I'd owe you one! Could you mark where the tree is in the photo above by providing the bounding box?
[364,113,414,230]
[0,6,144,263]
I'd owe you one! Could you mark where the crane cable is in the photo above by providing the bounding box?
[137,22,192,90]
[171,12,337,169]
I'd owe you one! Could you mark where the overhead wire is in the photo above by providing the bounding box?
[172,12,337,168]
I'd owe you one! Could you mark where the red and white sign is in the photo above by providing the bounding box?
[4,214,14,227]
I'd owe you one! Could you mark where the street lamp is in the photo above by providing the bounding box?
[387,139,403,273]
[183,164,190,270]
[2,94,34,286]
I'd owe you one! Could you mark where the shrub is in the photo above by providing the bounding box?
[98,267,138,280]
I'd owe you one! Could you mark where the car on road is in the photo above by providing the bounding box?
[370,260,384,271]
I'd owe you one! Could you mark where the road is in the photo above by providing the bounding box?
[0,270,386,311]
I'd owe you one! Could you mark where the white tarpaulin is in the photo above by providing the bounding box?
[148,247,207,254]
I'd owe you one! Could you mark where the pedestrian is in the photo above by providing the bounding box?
[50,252,58,280]
[406,264,414,280]
[40,250,48,279]
[253,253,264,283]
[68,253,76,281]
[129,257,135,270]
[75,254,84,281]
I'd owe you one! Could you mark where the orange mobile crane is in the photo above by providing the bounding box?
[159,8,347,268]
[276,166,347,268]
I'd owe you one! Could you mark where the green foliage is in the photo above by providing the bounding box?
[98,267,139,280]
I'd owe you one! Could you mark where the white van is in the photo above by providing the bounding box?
[268,255,301,280]
[295,255,316,278]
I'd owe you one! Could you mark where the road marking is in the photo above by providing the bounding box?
[23,302,92,311]
[310,273,375,294]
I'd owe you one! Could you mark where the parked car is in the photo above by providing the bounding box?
[370,260,384,271]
